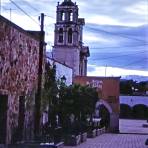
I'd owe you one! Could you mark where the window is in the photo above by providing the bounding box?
[62,12,65,21]
[68,28,72,43]
[70,12,73,21]
[58,28,63,43]
[68,11,73,21]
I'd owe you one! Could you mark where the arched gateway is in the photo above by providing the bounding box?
[74,76,120,133]
[96,100,119,132]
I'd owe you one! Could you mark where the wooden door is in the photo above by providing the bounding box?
[0,95,8,144]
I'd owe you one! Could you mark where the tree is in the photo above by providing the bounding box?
[42,61,58,128]
[58,84,98,134]
[137,81,147,93]
[120,80,134,95]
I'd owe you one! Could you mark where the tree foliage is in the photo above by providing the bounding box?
[42,62,99,133]
[42,61,59,127]
[120,80,148,95]
[58,84,99,133]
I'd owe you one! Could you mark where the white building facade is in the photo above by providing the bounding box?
[47,57,73,86]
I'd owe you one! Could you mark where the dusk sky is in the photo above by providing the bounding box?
[1,0,148,79]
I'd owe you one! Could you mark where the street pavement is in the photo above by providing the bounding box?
[64,120,148,148]
[120,119,148,134]
[64,133,148,148]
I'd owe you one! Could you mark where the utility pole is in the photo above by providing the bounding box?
[4,8,15,21]
[34,13,45,138]
[9,8,12,21]
[105,65,107,77]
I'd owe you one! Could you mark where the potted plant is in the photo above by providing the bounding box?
[63,119,81,146]
[87,121,96,138]
[58,84,98,145]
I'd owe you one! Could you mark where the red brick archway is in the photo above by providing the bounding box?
[74,76,120,132]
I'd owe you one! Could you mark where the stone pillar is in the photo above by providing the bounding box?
[109,113,119,133]
[63,27,67,45]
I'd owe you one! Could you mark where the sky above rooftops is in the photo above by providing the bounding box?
[1,0,148,79]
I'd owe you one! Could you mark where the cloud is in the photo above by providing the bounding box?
[87,65,148,77]
[86,15,120,26]
[2,11,40,30]
[2,0,57,16]
[77,0,147,26]
[1,0,148,76]
[84,24,148,58]
[83,31,114,43]
[89,46,148,71]
[125,1,148,16]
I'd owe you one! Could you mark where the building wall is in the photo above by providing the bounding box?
[74,76,120,113]
[52,47,80,76]
[47,58,73,86]
[0,16,40,144]
[120,96,148,107]
[74,76,120,132]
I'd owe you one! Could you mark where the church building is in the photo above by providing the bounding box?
[52,0,90,77]
[52,0,120,132]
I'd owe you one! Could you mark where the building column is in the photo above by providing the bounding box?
[109,113,119,133]
[63,27,67,45]
[84,59,87,76]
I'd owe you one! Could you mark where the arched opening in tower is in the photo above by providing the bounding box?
[69,11,73,21]
[60,11,65,21]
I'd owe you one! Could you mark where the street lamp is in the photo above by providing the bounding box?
[61,75,66,83]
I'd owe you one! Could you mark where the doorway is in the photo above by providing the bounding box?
[17,96,25,141]
[0,94,8,144]
[99,105,110,129]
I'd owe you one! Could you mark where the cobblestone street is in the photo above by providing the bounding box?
[64,134,148,148]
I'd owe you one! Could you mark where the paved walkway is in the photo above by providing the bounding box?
[64,134,148,148]
[120,119,148,134]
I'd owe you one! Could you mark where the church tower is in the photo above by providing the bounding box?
[53,0,90,76]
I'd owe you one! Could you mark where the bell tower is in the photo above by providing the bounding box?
[53,0,89,76]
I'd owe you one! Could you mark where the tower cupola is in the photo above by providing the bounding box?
[56,0,78,23]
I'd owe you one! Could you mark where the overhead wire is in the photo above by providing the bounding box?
[16,0,56,38]
[7,0,147,71]
[18,0,56,19]
[122,57,148,68]
[90,50,147,61]
[19,0,39,13]
[85,26,148,43]
[45,14,55,19]
[90,44,148,50]
[9,0,40,26]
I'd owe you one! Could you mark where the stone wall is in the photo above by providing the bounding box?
[0,16,40,144]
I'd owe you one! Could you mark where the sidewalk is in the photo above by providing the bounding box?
[64,133,148,148]
[120,119,148,134]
